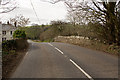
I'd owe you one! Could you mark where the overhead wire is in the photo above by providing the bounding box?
[30,0,41,24]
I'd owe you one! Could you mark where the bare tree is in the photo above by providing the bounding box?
[0,0,17,13]
[66,2,91,25]
[9,14,30,27]
[44,0,120,45]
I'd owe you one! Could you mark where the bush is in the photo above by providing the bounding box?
[13,30,26,39]
[40,28,56,41]
[2,39,29,54]
[20,26,50,40]
[2,40,16,52]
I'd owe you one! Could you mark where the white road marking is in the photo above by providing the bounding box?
[54,47,64,55]
[48,43,93,80]
[64,55,67,57]
[70,59,94,80]
[26,52,29,55]
[48,43,64,55]
[48,43,53,47]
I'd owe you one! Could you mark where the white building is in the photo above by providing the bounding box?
[0,23,17,41]
[0,22,2,43]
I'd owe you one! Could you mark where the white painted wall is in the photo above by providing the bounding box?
[2,24,17,41]
[0,22,2,43]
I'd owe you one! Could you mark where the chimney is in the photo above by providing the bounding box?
[14,22,17,27]
[7,21,10,24]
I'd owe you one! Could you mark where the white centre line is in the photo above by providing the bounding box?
[70,59,94,80]
[48,43,93,80]
[26,52,29,55]
[54,47,64,55]
[48,43,64,55]
[48,43,53,47]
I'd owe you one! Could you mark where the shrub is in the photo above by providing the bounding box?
[13,30,26,39]
[2,40,16,52]
[2,39,29,55]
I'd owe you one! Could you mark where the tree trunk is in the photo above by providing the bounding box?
[105,2,117,44]
[117,15,120,46]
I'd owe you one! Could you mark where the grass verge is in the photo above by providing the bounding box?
[55,36,120,56]
[2,39,29,78]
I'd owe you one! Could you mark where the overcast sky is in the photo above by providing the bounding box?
[1,0,68,25]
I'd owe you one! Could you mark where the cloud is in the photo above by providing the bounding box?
[1,0,67,25]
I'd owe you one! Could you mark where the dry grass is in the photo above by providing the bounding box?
[55,36,120,56]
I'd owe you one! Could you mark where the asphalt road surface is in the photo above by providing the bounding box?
[11,40,118,79]
[0,43,2,79]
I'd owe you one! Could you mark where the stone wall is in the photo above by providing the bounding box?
[54,36,91,46]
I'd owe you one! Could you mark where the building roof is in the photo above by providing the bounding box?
[2,24,16,31]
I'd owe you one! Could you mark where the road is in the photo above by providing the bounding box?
[0,43,2,79]
[11,40,118,79]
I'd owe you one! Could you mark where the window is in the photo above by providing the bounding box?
[2,38,6,41]
[2,31,6,35]
[10,31,12,35]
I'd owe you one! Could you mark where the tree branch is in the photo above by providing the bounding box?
[92,0,106,13]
